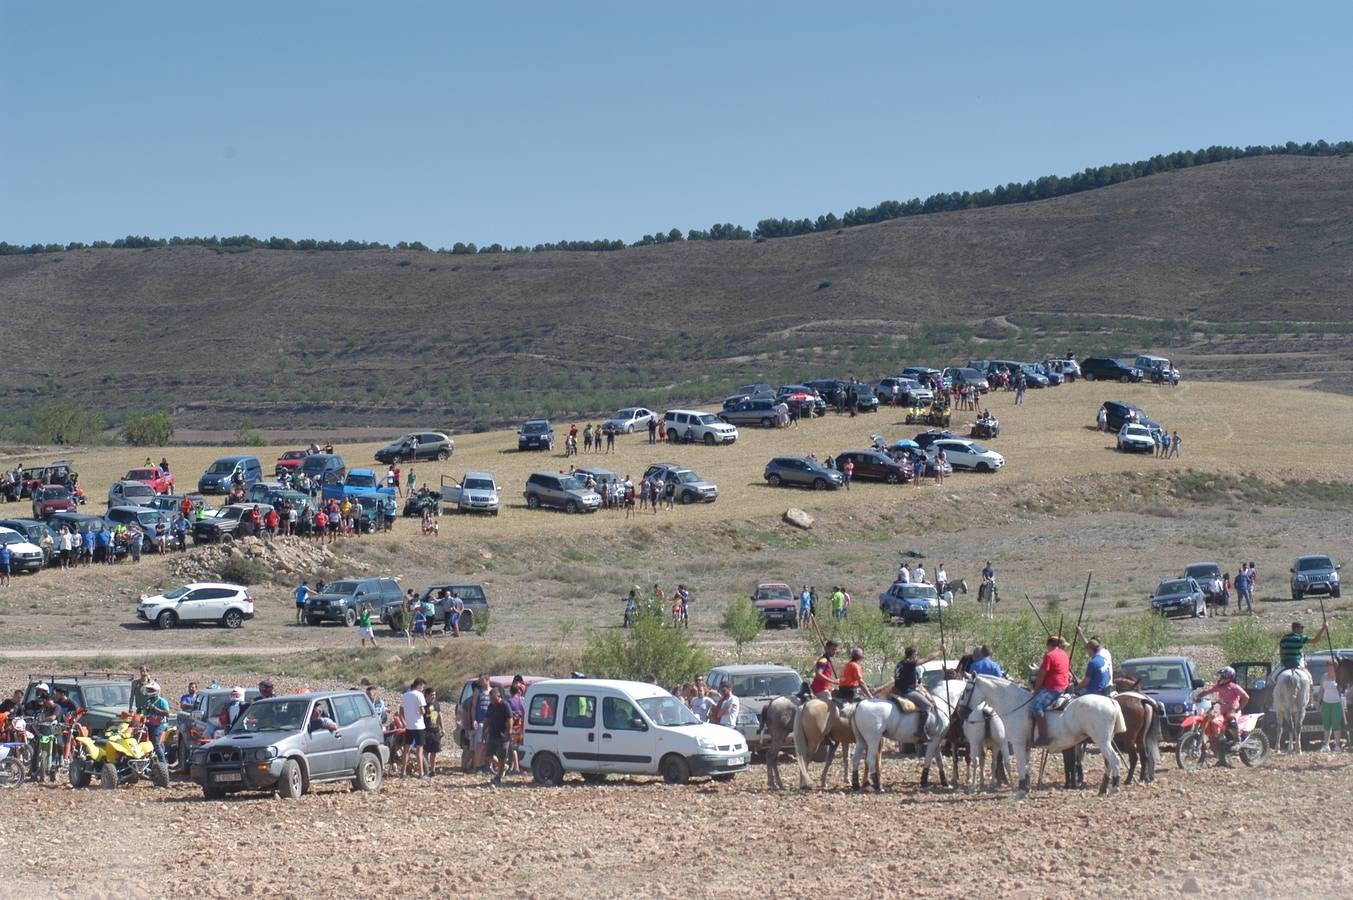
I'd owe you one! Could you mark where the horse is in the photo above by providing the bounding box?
[964,674,1126,797]
[977,581,998,620]
[962,702,1010,792]
[1111,676,1163,784]
[791,698,856,790]
[1272,666,1312,753]
[757,696,801,790]
[848,678,965,792]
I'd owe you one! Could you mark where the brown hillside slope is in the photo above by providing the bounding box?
[2,154,1352,430]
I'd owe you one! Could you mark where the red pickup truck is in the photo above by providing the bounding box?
[123,466,175,494]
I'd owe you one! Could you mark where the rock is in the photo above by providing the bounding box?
[1182,877,1201,894]
[783,508,814,530]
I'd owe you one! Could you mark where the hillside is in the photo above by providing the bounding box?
[3,154,1353,433]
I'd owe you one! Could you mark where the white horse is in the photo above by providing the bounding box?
[1271,667,1312,753]
[963,702,1010,793]
[965,674,1126,797]
[849,678,966,792]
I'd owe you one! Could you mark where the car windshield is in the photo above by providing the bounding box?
[697,414,722,426]
[1157,580,1192,595]
[163,586,191,600]
[615,409,637,418]
[230,699,307,734]
[463,477,494,491]
[729,673,802,697]
[899,585,939,600]
[1124,426,1149,437]
[1298,557,1334,572]
[522,422,548,434]
[636,696,701,726]
[756,586,793,600]
[124,484,154,496]
[802,460,826,473]
[964,443,987,454]
[77,683,133,707]
[206,461,236,475]
[325,581,361,595]
[560,477,586,491]
[41,487,71,499]
[1119,662,1190,691]
[0,530,26,546]
[347,473,376,488]
[1185,565,1219,580]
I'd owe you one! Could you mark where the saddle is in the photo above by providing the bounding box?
[890,696,917,714]
[1048,694,1073,713]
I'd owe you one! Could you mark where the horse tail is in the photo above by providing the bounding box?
[1144,701,1162,767]
[792,704,812,786]
[1112,700,1127,735]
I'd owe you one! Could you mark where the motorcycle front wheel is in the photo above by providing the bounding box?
[1239,730,1271,767]
[1175,732,1207,770]
[0,757,23,789]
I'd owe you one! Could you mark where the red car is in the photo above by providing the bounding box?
[32,484,78,519]
[274,449,309,476]
[124,466,175,494]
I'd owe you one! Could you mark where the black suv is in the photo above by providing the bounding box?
[1080,357,1143,383]
[305,577,403,626]
[517,419,555,451]
[1102,401,1147,433]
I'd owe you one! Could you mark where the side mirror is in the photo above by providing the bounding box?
[1191,678,1205,689]
[631,718,648,731]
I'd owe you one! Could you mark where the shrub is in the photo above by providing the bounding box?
[473,609,492,637]
[1101,612,1173,663]
[804,610,903,682]
[218,555,270,586]
[120,411,175,446]
[581,608,712,686]
[720,598,763,660]
[1219,616,1276,663]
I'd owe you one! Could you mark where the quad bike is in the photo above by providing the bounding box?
[906,401,952,428]
[970,418,1000,440]
[1175,698,1269,770]
[70,714,169,789]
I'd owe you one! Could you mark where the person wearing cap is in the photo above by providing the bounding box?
[141,682,173,763]
[1032,635,1072,747]
[809,641,840,701]
[837,648,873,702]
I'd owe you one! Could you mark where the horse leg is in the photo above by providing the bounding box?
[872,743,882,793]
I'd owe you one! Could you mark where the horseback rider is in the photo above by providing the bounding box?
[809,641,840,701]
[1031,635,1071,747]
[1279,621,1327,671]
[893,646,939,745]
[1075,637,1114,697]
[1194,666,1250,767]
[836,648,873,702]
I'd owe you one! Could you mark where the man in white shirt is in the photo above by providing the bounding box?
[896,564,911,585]
[689,684,715,722]
[712,682,740,729]
[915,563,927,584]
[401,677,428,779]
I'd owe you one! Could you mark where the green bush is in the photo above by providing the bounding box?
[581,607,712,686]
[1218,616,1276,663]
[473,609,492,637]
[120,411,175,446]
[720,598,763,660]
[1101,612,1174,664]
[803,611,902,683]
[218,555,270,586]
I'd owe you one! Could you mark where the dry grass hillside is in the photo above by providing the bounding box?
[3,154,1353,432]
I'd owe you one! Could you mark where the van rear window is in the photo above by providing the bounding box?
[528,694,557,726]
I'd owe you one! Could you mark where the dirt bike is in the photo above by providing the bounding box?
[1175,698,1269,769]
[30,715,63,783]
[70,714,169,789]
[0,745,23,789]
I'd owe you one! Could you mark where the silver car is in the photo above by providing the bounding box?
[1291,554,1341,601]
[189,691,389,799]
[763,457,844,490]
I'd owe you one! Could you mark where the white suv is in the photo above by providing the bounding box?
[931,438,1005,472]
[137,582,255,629]
[0,526,46,573]
[663,410,738,445]
[522,679,750,785]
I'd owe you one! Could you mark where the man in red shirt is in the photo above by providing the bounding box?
[1031,635,1071,747]
[809,641,840,701]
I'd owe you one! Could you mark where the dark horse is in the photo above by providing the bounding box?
[1058,676,1162,787]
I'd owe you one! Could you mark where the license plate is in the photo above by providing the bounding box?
[735,754,750,766]
[1302,724,1324,733]
[214,772,243,782]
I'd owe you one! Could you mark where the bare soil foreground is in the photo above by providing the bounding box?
[3,755,1349,900]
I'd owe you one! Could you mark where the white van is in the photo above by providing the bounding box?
[521,679,750,785]
[662,410,738,446]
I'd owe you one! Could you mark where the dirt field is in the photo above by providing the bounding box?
[3,378,1353,899]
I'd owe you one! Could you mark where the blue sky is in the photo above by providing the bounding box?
[4,1,1350,248]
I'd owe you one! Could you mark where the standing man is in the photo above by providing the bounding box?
[689,681,715,721]
[831,586,847,620]
[179,682,199,712]
[1234,565,1253,615]
[710,681,741,729]
[841,457,854,491]
[1031,635,1071,747]
[130,664,153,713]
[483,687,511,785]
[294,580,310,625]
[400,677,428,780]
[799,585,812,624]
[141,683,172,764]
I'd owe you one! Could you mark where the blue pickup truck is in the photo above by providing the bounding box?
[320,468,396,503]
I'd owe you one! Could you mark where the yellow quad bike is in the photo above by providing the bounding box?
[70,716,169,789]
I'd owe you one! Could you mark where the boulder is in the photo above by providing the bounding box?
[783,508,814,530]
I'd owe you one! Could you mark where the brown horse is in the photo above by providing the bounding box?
[791,698,857,790]
[1110,675,1162,784]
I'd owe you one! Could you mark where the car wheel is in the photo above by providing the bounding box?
[565,500,579,514]
[679,492,693,505]
[1084,372,1095,382]
[760,417,772,428]
[98,763,119,789]
[886,473,900,484]
[703,433,715,446]
[813,479,828,490]
[222,609,243,629]
[531,752,565,786]
[767,474,782,487]
[353,751,383,792]
[660,754,691,785]
[526,495,540,510]
[343,608,358,627]
[976,462,991,473]
[461,611,474,631]
[1333,587,1342,599]
[156,610,177,630]
[1119,375,1130,383]
[436,449,449,461]
[277,759,305,799]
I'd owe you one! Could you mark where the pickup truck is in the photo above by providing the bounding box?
[751,582,799,629]
[191,503,274,544]
[438,472,500,515]
[321,468,396,503]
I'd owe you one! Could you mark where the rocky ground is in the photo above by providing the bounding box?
[3,751,1349,899]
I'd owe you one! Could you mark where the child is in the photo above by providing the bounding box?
[413,606,431,646]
